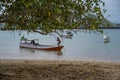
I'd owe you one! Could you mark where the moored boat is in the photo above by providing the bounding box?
[20,36,64,51]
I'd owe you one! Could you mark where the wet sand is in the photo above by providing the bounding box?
[0,59,120,80]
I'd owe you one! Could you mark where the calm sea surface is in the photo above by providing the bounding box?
[0,29,120,62]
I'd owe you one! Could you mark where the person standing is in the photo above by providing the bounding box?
[57,37,61,46]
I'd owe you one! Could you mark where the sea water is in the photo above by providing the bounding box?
[0,29,120,62]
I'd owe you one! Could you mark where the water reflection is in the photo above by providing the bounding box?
[104,40,110,44]
[20,48,36,53]
[57,51,63,55]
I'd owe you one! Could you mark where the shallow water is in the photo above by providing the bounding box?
[0,30,120,62]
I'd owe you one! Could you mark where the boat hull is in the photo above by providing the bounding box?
[20,43,64,51]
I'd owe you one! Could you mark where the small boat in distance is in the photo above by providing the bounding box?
[19,36,64,51]
[103,35,110,40]
[103,35,110,44]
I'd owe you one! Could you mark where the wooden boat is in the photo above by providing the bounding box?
[19,42,64,51]
[20,36,64,51]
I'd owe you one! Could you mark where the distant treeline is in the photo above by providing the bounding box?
[98,26,120,29]
[1,23,120,30]
[78,26,120,29]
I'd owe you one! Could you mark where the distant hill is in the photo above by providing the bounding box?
[100,18,120,28]
[111,23,120,27]
[88,14,120,28]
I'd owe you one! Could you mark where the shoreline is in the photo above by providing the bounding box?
[0,59,120,80]
[0,58,120,63]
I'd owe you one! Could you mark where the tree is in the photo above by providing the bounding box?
[0,0,106,34]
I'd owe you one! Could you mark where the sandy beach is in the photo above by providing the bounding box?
[0,59,120,80]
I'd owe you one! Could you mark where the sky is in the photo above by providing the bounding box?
[104,0,120,23]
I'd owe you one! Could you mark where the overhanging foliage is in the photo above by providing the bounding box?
[0,0,106,34]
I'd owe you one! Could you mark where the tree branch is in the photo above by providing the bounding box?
[33,30,48,35]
